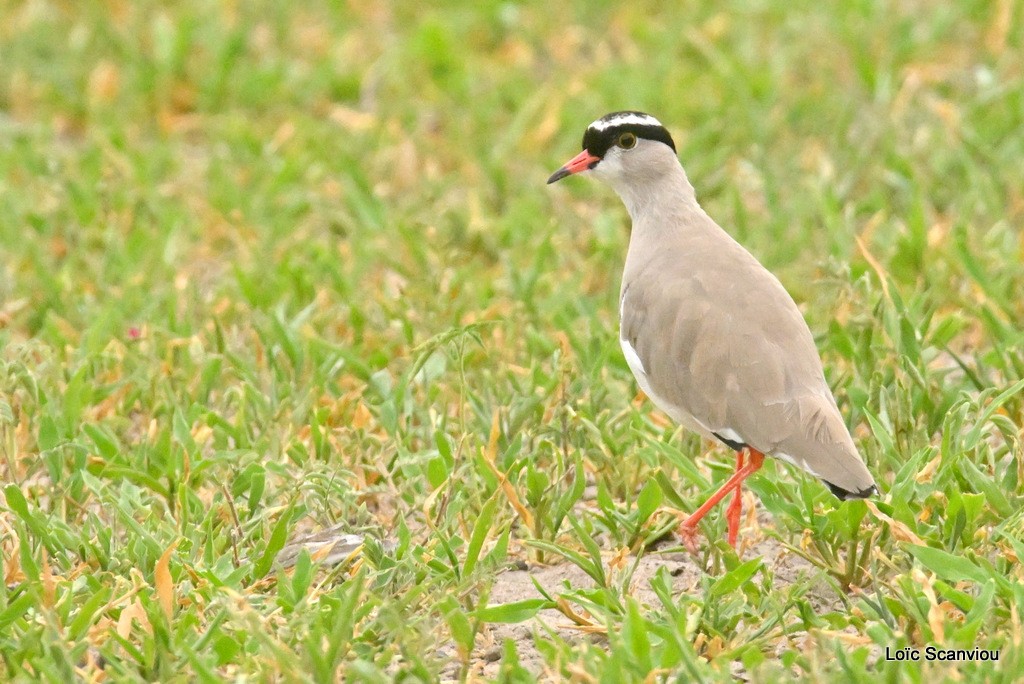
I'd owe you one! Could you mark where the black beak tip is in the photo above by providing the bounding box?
[546,168,569,185]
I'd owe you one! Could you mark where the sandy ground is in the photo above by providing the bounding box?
[281,505,846,681]
[440,507,845,681]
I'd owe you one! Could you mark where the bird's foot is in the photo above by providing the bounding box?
[677,521,701,555]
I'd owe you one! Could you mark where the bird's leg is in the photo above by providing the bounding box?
[726,450,745,547]
[679,448,765,553]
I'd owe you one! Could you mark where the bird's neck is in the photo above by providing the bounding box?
[615,163,701,225]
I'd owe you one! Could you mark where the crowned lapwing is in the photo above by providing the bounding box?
[548,111,876,552]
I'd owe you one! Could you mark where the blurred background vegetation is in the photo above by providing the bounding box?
[1,0,1022,681]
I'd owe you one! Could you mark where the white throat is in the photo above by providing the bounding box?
[597,160,699,222]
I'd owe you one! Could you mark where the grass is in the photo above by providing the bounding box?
[1,0,1023,681]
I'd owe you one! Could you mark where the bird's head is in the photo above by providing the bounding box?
[547,111,678,191]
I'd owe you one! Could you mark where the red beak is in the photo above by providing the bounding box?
[547,150,601,184]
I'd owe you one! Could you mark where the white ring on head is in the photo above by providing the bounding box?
[587,113,663,132]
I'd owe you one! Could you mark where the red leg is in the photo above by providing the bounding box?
[679,448,764,553]
[726,450,745,547]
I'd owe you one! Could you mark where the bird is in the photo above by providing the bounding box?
[547,111,876,552]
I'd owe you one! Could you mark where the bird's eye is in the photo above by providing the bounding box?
[617,132,637,149]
